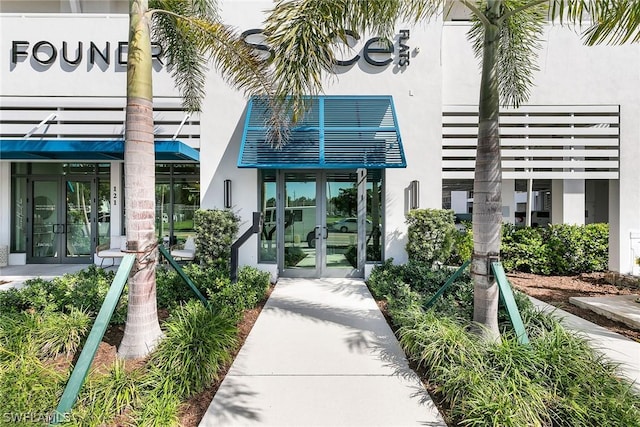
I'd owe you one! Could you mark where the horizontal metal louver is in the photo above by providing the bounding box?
[0,97,200,162]
[0,96,201,155]
[238,96,406,169]
[442,105,620,179]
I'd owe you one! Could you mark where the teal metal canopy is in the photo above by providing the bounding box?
[0,139,199,162]
[238,96,406,169]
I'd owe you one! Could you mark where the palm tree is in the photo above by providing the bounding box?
[264,0,622,341]
[119,0,278,359]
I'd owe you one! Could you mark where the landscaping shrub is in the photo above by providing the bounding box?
[147,301,238,399]
[405,209,457,266]
[501,224,551,274]
[0,265,127,324]
[0,355,65,424]
[194,209,240,269]
[545,223,609,274]
[70,360,144,426]
[368,260,640,427]
[0,309,90,359]
[449,223,473,265]
[501,223,609,275]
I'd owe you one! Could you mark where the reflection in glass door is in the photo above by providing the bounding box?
[281,172,318,275]
[279,171,370,278]
[32,180,60,261]
[65,180,93,260]
[30,178,94,264]
[324,172,359,273]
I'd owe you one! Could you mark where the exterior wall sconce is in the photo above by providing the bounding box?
[224,179,232,208]
[409,180,420,209]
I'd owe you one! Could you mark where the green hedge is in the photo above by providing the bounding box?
[194,209,240,269]
[501,223,608,275]
[406,209,457,265]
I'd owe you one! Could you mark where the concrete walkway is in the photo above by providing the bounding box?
[530,297,640,390]
[200,278,446,427]
[0,264,88,290]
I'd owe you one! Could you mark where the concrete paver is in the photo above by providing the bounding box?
[569,294,640,331]
[200,278,446,427]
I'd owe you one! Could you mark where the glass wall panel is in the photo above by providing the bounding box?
[11,176,27,252]
[65,180,92,257]
[283,172,317,270]
[155,182,171,243]
[173,178,199,245]
[259,170,277,263]
[97,179,111,247]
[325,172,358,268]
[366,170,383,262]
[31,163,64,175]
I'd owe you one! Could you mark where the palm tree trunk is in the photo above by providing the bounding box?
[118,0,163,359]
[471,12,502,341]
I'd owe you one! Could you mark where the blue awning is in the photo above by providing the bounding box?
[238,96,406,169]
[0,139,199,162]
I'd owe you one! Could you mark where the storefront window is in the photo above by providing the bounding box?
[11,176,26,253]
[366,170,383,262]
[173,179,199,244]
[97,179,111,247]
[156,182,172,242]
[154,164,200,247]
[259,170,277,263]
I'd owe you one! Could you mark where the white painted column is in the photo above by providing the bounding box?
[501,179,515,224]
[608,179,621,272]
[562,179,585,225]
[551,179,585,225]
[0,162,11,265]
[110,162,122,237]
[0,162,10,248]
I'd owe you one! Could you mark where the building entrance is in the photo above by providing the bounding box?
[28,177,96,264]
[259,169,383,278]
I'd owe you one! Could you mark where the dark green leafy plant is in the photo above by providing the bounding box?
[405,209,457,266]
[194,209,240,269]
[148,301,237,399]
[284,246,307,267]
[501,223,609,275]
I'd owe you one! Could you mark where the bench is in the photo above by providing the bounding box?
[96,236,127,267]
[170,236,196,262]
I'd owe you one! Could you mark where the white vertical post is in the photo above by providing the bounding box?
[357,168,367,275]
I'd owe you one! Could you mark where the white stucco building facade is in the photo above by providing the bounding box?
[1,1,639,278]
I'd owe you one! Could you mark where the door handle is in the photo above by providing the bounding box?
[323,226,328,239]
[314,225,321,239]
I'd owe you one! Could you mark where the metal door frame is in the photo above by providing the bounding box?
[27,176,96,264]
[277,169,365,278]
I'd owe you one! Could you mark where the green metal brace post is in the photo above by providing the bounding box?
[158,245,209,307]
[424,260,471,310]
[51,254,135,425]
[492,262,530,345]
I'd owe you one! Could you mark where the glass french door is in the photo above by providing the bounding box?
[279,171,364,278]
[29,178,94,264]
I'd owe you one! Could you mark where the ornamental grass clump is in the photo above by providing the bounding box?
[368,261,640,426]
[147,301,238,399]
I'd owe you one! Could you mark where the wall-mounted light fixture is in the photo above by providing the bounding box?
[409,180,420,210]
[224,179,232,208]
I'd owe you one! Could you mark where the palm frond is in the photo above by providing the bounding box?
[149,1,274,110]
[468,0,546,108]
[583,0,640,44]
[264,0,442,124]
